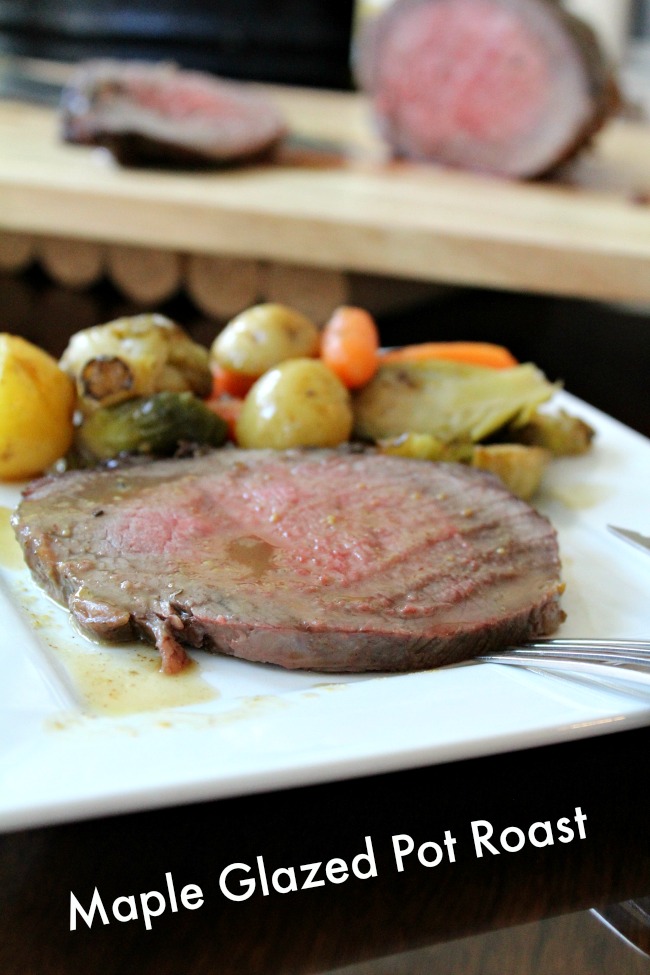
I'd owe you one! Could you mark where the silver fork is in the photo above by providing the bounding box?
[477,639,650,702]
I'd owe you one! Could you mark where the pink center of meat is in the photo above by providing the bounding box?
[127,77,246,120]
[109,457,467,592]
[377,0,550,147]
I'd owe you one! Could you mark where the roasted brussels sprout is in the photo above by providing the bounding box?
[76,391,228,461]
[211,303,320,378]
[236,358,353,449]
[353,360,557,443]
[60,313,212,413]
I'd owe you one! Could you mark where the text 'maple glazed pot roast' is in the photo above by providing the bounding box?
[13,448,565,675]
[355,0,619,178]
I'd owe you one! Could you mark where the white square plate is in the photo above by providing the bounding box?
[1,392,649,833]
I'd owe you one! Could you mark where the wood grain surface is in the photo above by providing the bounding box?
[1,87,650,301]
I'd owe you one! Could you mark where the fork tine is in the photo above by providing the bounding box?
[608,525,650,556]
[477,637,650,702]
[524,638,650,653]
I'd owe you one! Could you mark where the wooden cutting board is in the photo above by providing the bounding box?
[1,85,650,302]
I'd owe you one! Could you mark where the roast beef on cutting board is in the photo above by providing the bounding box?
[13,449,564,675]
[61,60,287,167]
[356,0,619,178]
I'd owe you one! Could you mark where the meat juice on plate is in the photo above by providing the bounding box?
[0,506,25,572]
[0,510,218,717]
[46,642,219,718]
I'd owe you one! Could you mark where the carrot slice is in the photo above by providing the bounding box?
[210,363,256,399]
[204,395,245,441]
[380,341,518,369]
[320,306,380,389]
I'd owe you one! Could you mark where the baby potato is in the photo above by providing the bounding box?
[211,303,320,378]
[0,334,75,480]
[236,358,353,450]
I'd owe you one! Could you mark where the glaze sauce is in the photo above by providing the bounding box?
[47,640,219,717]
[0,506,25,571]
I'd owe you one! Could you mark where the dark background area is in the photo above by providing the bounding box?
[0,0,357,89]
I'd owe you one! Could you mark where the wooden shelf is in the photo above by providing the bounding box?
[2,84,650,302]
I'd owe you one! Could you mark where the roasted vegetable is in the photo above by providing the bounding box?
[508,409,595,456]
[76,391,228,461]
[0,334,75,480]
[320,306,380,389]
[60,313,212,412]
[211,303,320,379]
[379,432,474,463]
[471,444,551,500]
[379,433,550,499]
[380,341,518,369]
[236,358,353,450]
[353,360,557,443]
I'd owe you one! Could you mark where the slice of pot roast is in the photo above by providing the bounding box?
[13,448,565,675]
[355,0,619,178]
[61,59,287,167]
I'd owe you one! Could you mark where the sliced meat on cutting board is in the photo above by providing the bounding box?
[61,60,287,166]
[356,0,618,178]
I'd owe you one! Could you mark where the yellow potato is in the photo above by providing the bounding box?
[236,358,353,450]
[0,334,75,480]
[211,303,320,378]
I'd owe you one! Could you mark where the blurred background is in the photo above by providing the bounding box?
[0,0,357,88]
[0,0,646,88]
[0,0,648,437]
